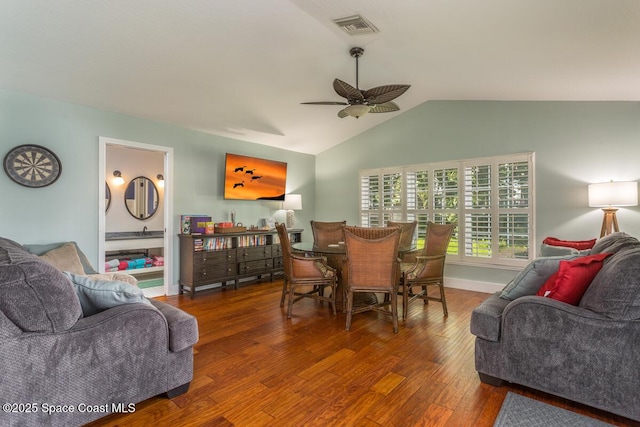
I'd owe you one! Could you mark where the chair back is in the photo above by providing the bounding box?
[344,227,400,290]
[276,223,293,278]
[411,221,457,280]
[387,221,417,251]
[423,221,457,257]
[344,225,400,240]
[311,220,346,247]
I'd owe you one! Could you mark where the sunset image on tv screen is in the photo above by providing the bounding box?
[224,153,287,200]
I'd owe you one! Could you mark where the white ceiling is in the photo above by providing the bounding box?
[1,0,639,155]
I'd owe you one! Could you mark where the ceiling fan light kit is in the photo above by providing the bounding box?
[343,104,371,118]
[302,47,410,119]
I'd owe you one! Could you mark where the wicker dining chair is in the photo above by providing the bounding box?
[387,220,418,253]
[399,221,457,319]
[276,223,337,319]
[343,226,401,333]
[310,220,347,247]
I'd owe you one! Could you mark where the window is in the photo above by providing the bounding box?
[359,153,535,267]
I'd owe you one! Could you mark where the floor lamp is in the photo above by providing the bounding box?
[588,181,638,237]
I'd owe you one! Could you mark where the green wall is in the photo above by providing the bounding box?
[316,101,640,288]
[3,88,639,291]
[0,89,315,288]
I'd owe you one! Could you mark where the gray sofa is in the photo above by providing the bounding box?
[0,237,199,427]
[471,232,640,422]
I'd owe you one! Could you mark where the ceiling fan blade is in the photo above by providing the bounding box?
[369,101,400,114]
[363,84,410,104]
[333,79,364,101]
[301,101,349,105]
[337,108,349,118]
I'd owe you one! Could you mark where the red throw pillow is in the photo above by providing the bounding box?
[536,253,612,305]
[543,237,597,250]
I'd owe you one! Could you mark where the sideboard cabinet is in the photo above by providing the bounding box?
[178,229,301,297]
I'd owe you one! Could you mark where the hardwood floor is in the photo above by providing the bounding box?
[87,281,639,427]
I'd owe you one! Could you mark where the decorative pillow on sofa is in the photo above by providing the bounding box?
[38,242,86,275]
[25,241,97,274]
[536,253,612,305]
[86,272,138,287]
[580,246,640,320]
[500,254,581,301]
[539,244,591,257]
[542,237,597,250]
[64,272,153,317]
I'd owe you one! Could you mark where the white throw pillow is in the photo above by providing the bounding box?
[64,272,152,316]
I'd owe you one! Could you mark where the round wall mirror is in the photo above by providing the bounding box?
[124,176,159,220]
[105,182,111,212]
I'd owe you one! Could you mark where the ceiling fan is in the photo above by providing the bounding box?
[302,47,410,119]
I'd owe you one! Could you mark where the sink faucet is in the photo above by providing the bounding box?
[142,226,148,235]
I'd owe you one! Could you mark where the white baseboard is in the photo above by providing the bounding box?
[445,277,503,294]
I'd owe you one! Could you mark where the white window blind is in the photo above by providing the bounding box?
[359,152,535,267]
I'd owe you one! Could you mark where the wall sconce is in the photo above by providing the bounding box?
[588,181,638,237]
[112,170,125,186]
[282,194,302,228]
[157,174,165,188]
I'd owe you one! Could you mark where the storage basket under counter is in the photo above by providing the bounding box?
[178,229,302,298]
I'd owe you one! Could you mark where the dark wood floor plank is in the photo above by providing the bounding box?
[84,282,639,427]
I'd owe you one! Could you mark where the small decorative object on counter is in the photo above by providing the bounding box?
[180,215,191,234]
[205,222,215,234]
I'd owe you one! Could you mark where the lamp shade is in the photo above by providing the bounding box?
[588,181,638,207]
[282,194,302,210]
[113,170,125,186]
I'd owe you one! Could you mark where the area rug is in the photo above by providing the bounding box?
[493,392,615,427]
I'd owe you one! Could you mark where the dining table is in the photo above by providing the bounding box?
[291,241,415,311]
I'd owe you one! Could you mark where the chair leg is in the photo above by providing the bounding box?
[402,280,409,321]
[345,291,354,331]
[287,284,296,319]
[280,278,288,307]
[342,286,348,313]
[439,283,448,316]
[330,281,337,316]
[391,290,399,333]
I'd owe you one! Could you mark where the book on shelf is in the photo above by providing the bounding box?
[203,236,232,250]
[238,234,268,247]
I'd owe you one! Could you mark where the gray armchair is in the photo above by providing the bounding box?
[0,237,198,427]
[471,232,640,422]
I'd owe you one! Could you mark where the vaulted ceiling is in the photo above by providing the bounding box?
[1,1,639,154]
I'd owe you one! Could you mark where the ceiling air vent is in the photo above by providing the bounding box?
[333,15,379,35]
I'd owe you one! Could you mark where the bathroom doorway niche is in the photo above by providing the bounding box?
[98,137,175,296]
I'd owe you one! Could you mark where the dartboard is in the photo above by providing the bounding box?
[3,144,62,188]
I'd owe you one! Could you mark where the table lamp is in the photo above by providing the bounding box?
[282,194,302,228]
[588,181,638,237]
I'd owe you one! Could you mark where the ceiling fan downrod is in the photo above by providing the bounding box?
[350,47,364,90]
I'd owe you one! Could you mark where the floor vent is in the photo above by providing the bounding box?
[333,15,379,35]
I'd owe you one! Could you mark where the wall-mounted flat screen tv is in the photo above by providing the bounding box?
[224,153,287,201]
